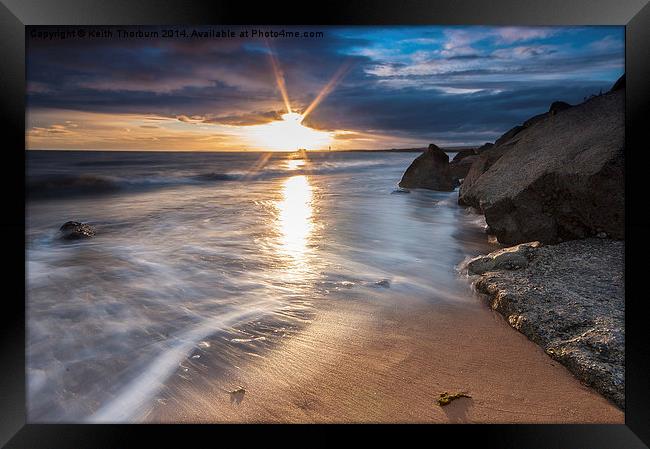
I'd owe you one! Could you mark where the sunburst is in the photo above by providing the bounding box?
[246,46,351,151]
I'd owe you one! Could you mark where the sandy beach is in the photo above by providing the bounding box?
[143,292,623,423]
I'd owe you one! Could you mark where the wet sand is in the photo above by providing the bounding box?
[143,293,623,423]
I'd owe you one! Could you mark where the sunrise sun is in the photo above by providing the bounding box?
[241,50,348,152]
[247,111,333,151]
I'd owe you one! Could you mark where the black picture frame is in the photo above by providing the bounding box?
[2,0,649,447]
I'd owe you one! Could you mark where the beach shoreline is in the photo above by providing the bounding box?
[143,291,623,423]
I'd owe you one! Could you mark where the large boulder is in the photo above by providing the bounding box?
[461,99,575,200]
[398,144,455,191]
[458,88,624,245]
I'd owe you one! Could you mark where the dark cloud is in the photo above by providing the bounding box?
[203,111,284,126]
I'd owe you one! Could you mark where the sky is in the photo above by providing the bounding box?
[26,25,624,151]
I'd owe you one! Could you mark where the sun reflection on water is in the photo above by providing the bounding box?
[276,175,314,263]
[286,159,306,170]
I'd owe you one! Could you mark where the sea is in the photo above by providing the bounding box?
[26,149,496,422]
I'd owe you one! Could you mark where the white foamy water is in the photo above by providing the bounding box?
[26,150,496,422]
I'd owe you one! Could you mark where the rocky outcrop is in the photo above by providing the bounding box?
[457,78,625,409]
[59,221,96,240]
[467,239,624,408]
[398,144,455,191]
[458,88,624,245]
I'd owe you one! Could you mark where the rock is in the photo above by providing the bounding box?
[472,239,624,408]
[522,112,549,128]
[494,125,525,146]
[476,142,494,154]
[458,145,509,201]
[466,241,541,275]
[451,148,477,163]
[460,100,570,200]
[610,73,625,92]
[449,155,480,183]
[458,88,624,245]
[374,279,391,288]
[398,144,455,191]
[548,101,572,115]
[59,221,96,240]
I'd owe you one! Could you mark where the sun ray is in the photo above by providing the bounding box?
[246,49,352,151]
[301,61,353,122]
[242,151,273,180]
[266,41,292,114]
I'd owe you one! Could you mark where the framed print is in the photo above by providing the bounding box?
[1,0,649,447]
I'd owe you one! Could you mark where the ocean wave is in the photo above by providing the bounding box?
[27,172,239,199]
[74,159,156,167]
[27,155,402,200]
[191,172,238,182]
[27,175,123,199]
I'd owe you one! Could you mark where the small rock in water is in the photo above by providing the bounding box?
[59,221,96,240]
[374,279,391,288]
[391,188,410,194]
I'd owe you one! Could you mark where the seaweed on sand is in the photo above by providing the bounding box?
[437,391,471,406]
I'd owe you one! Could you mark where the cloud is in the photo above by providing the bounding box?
[28,122,77,136]
[176,115,206,124]
[492,45,558,59]
[496,27,558,44]
[203,111,283,126]
[589,35,624,51]
[26,25,624,149]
